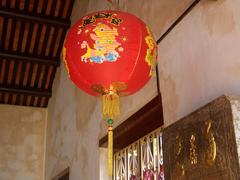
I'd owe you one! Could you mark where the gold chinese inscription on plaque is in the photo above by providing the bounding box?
[175,134,185,176]
[173,119,217,177]
[202,119,217,166]
[189,134,198,165]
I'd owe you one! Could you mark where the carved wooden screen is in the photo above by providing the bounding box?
[114,128,164,180]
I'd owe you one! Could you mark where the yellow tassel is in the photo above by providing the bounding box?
[108,127,113,176]
[102,87,119,177]
[102,92,120,119]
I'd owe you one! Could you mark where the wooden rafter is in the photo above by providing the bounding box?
[0,0,75,108]
[0,87,51,97]
[0,9,71,28]
[0,52,60,66]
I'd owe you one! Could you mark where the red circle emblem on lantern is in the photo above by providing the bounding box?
[63,10,157,96]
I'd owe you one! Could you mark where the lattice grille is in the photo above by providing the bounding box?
[114,128,164,180]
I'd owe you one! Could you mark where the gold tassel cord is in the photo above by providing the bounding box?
[102,88,120,177]
[108,124,113,176]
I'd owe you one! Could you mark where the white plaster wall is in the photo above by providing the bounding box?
[157,0,240,126]
[0,105,47,180]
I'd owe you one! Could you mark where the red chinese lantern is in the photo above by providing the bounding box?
[63,10,157,176]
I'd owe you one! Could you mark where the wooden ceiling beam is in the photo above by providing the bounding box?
[0,9,70,28]
[0,87,52,97]
[0,52,60,66]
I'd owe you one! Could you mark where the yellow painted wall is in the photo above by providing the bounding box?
[0,105,47,180]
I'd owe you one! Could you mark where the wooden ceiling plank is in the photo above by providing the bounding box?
[3,59,9,85]
[12,94,17,104]
[32,0,38,14]
[5,0,10,9]
[26,63,34,87]
[1,0,6,8]
[40,25,51,56]
[65,0,74,20]
[41,66,50,89]
[34,64,42,88]
[33,96,38,107]
[29,95,35,106]
[0,59,6,84]
[37,0,43,14]
[7,93,13,104]
[24,0,30,12]
[22,62,30,87]
[10,0,16,9]
[4,18,12,50]
[37,96,42,107]
[53,0,61,17]
[1,93,5,104]
[37,24,46,55]
[15,94,20,105]
[19,61,27,86]
[22,94,28,106]
[4,93,9,104]
[0,17,3,44]
[41,0,48,16]
[48,66,57,90]
[17,21,26,51]
[0,86,52,97]
[53,28,63,57]
[11,60,19,85]
[28,0,34,12]
[36,65,45,88]
[21,22,29,52]
[33,23,43,54]
[40,96,46,107]
[0,17,8,49]
[46,0,53,16]
[29,23,39,54]
[50,0,58,17]
[45,26,55,57]
[15,61,22,86]
[26,95,31,106]
[0,9,70,28]
[44,66,53,90]
[0,59,2,83]
[9,19,17,51]
[19,94,24,105]
[30,64,38,87]
[24,22,34,54]
[7,60,14,85]
[57,0,65,19]
[43,97,49,107]
[12,20,21,51]
[49,27,59,57]
[15,0,21,10]
[56,28,67,57]
[0,52,60,66]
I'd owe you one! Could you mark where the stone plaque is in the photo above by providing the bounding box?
[163,95,240,180]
